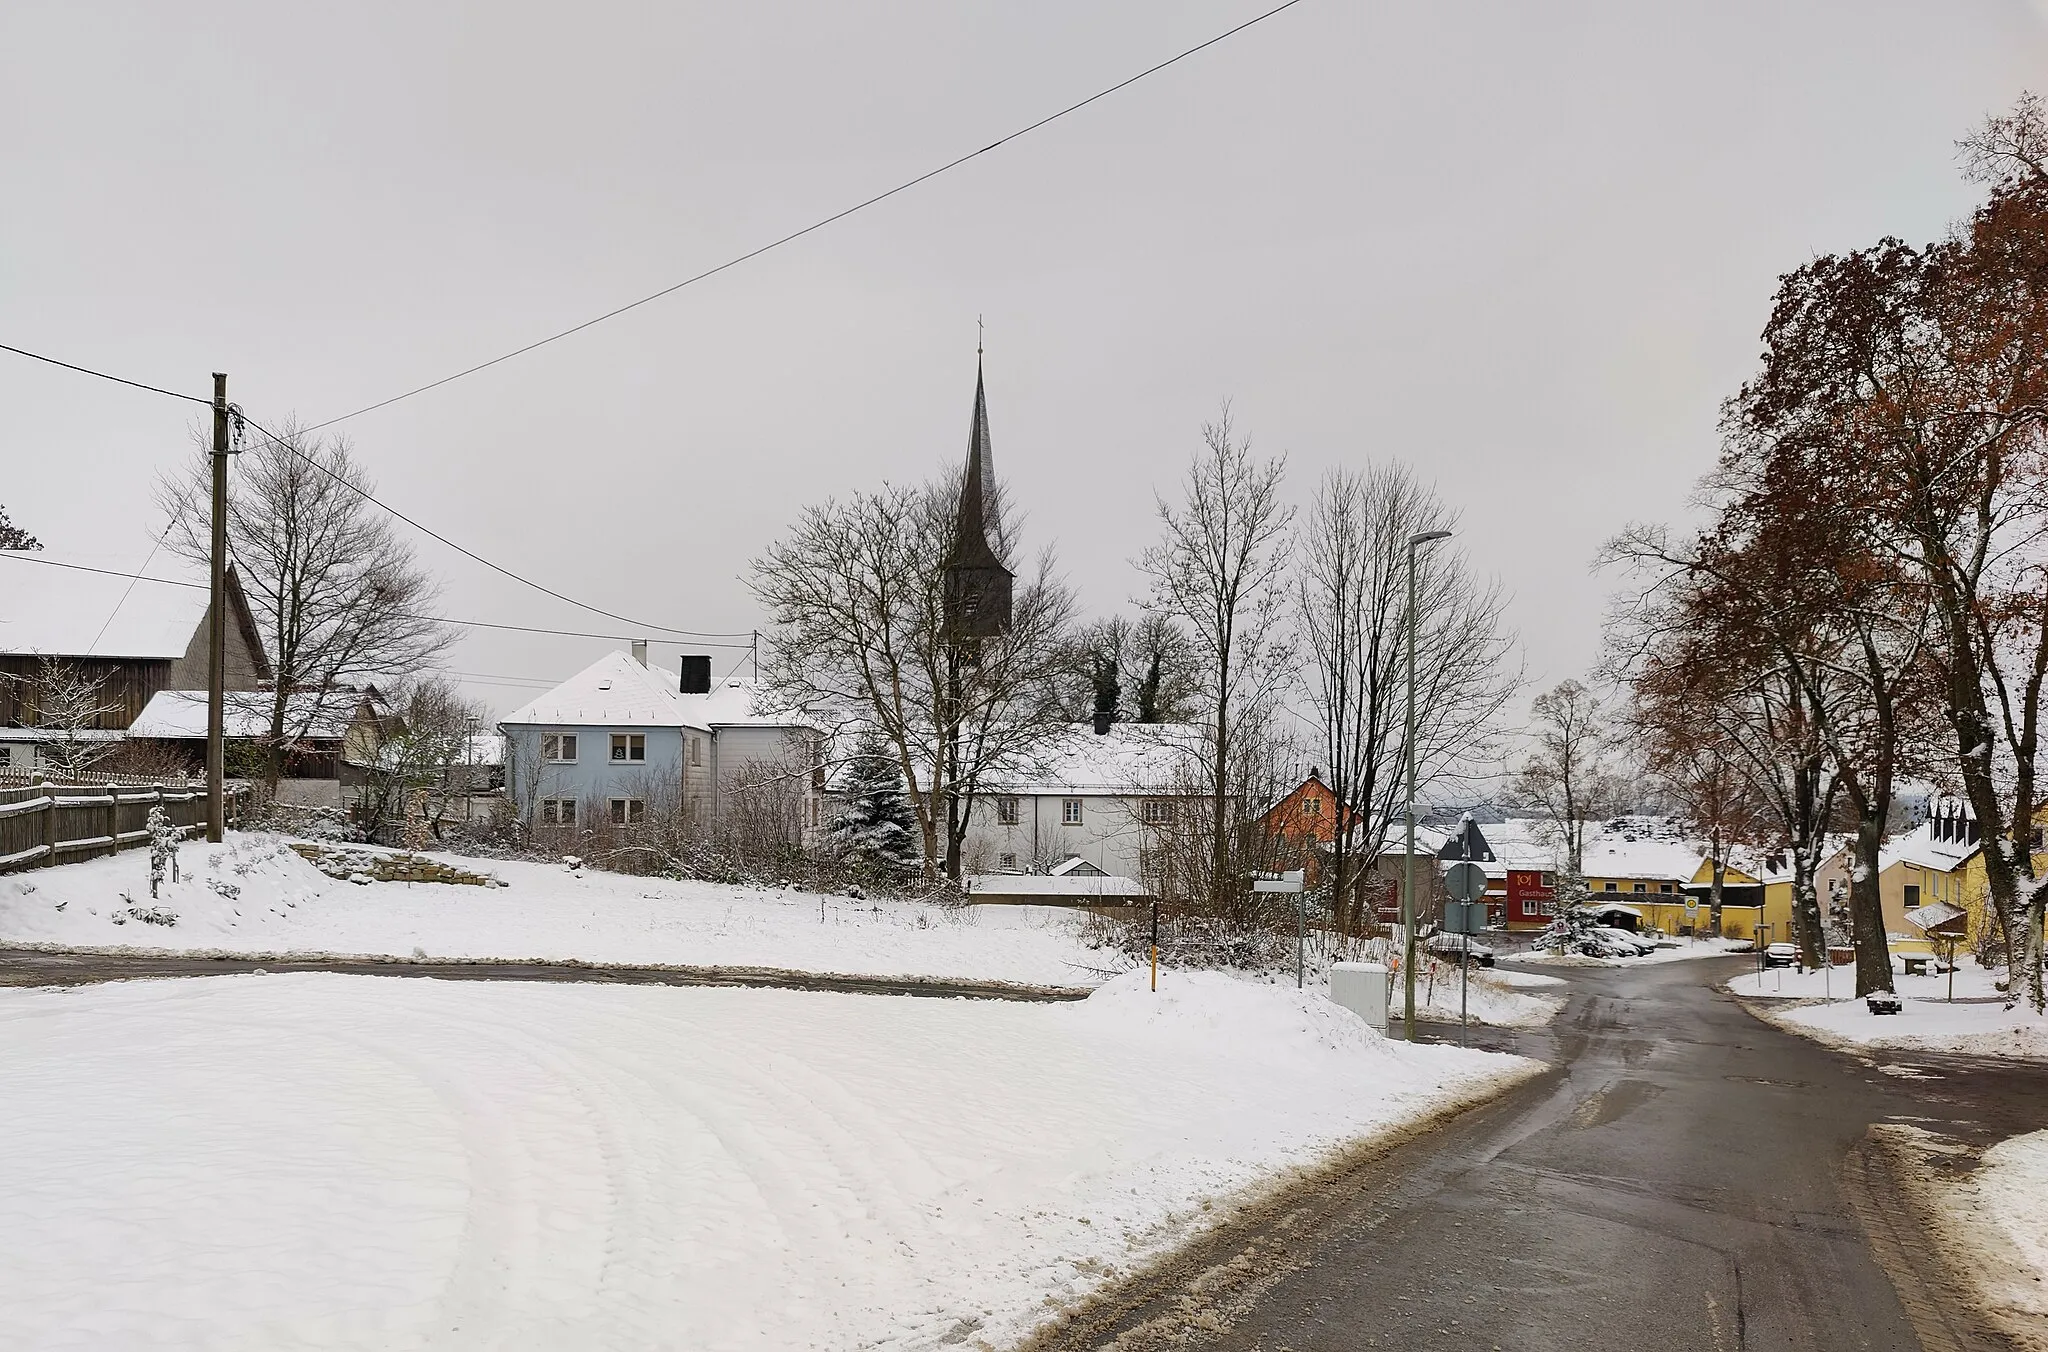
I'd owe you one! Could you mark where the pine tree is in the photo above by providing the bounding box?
[0,504,40,551]
[829,731,920,877]
[1540,871,1603,954]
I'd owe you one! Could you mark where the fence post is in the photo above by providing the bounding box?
[36,771,55,861]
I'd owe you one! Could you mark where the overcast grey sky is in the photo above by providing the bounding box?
[6,1,2046,714]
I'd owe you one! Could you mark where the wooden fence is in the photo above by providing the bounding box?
[0,777,248,876]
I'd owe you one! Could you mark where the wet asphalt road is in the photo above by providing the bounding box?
[1041,957,2048,1352]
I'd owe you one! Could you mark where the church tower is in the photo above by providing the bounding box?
[943,355,1014,643]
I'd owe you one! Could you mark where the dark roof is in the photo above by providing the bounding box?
[1436,817,1496,863]
[947,360,1010,576]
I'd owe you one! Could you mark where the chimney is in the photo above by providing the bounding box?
[631,639,648,667]
[1092,710,1113,736]
[678,654,712,694]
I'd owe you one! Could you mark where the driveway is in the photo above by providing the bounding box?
[1031,956,2047,1351]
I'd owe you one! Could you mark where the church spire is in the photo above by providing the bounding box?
[944,348,1013,641]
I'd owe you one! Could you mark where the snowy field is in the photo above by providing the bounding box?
[0,969,1534,1351]
[0,834,1108,988]
[1729,963,2048,1059]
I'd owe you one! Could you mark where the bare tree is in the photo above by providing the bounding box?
[1512,679,1622,874]
[1137,408,1295,917]
[156,419,449,793]
[751,471,1076,883]
[355,677,490,845]
[8,657,123,779]
[1295,463,1520,932]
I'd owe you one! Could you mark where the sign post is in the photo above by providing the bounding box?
[1254,870,1309,988]
[1442,861,1489,1045]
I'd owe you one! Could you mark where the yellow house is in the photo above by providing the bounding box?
[1759,842,1854,947]
[1577,833,1762,935]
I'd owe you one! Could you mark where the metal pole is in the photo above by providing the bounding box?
[1401,530,1449,1040]
[1460,936,1469,1046]
[1297,884,1306,989]
[206,373,229,845]
[1151,898,1159,993]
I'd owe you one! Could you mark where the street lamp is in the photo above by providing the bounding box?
[1402,529,1452,1041]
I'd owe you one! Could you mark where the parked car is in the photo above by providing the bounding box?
[1762,941,1800,968]
[1425,933,1496,967]
[1590,926,1656,957]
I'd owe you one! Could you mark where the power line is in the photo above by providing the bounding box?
[0,343,758,640]
[2,553,755,649]
[299,0,1310,432]
[231,407,758,640]
[0,342,211,406]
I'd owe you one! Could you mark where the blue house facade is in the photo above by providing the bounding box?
[500,648,818,835]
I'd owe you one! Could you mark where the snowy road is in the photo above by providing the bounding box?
[1030,957,2048,1352]
[0,970,1530,1350]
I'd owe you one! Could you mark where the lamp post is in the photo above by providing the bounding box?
[1402,529,1452,1041]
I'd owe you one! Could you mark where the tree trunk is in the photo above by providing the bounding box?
[1849,815,1894,995]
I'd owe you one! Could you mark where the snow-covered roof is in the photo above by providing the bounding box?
[1048,856,1105,877]
[1578,832,1704,884]
[1399,816,1558,871]
[983,723,1204,796]
[131,689,366,741]
[1903,900,1969,934]
[499,653,810,732]
[0,551,211,660]
[1879,821,1978,875]
[965,873,1152,900]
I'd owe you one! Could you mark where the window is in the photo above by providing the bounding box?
[1539,871,1556,887]
[543,733,578,763]
[1062,798,1083,825]
[1903,883,1921,909]
[996,796,1020,826]
[691,736,703,767]
[1143,799,1177,825]
[0,747,10,767]
[998,852,1019,872]
[1659,882,1674,894]
[611,734,645,763]
[1633,882,1647,893]
[1604,882,1618,892]
[608,797,646,826]
[541,798,577,826]
[1539,900,1557,916]
[1302,796,1322,817]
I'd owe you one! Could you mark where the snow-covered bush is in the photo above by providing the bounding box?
[146,805,180,899]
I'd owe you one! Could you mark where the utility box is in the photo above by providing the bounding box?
[1330,962,1390,1035]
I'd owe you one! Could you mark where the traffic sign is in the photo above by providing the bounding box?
[1444,861,1488,902]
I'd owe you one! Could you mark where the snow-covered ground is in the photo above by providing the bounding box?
[1892,1124,2048,1352]
[1390,961,1566,1027]
[1501,939,1752,969]
[1729,962,2048,1058]
[0,969,1535,1351]
[0,834,1110,988]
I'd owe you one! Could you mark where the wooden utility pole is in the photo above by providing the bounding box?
[206,372,228,843]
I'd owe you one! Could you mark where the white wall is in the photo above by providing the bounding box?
[963,793,1160,879]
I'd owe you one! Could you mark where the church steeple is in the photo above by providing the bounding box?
[944,352,1013,642]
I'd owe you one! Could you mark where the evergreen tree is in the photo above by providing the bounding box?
[829,731,920,876]
[0,504,42,551]
[1540,871,1603,955]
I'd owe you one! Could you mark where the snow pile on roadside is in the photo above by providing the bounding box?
[0,969,1536,1351]
[1893,1124,2048,1352]
[0,833,1107,987]
[1729,963,2048,1058]
[1389,963,1565,1027]
[1502,941,1750,969]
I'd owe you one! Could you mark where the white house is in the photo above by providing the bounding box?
[498,646,820,833]
[961,722,1201,882]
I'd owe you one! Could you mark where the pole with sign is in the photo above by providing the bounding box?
[1443,860,1489,1045]
[1254,870,1309,988]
